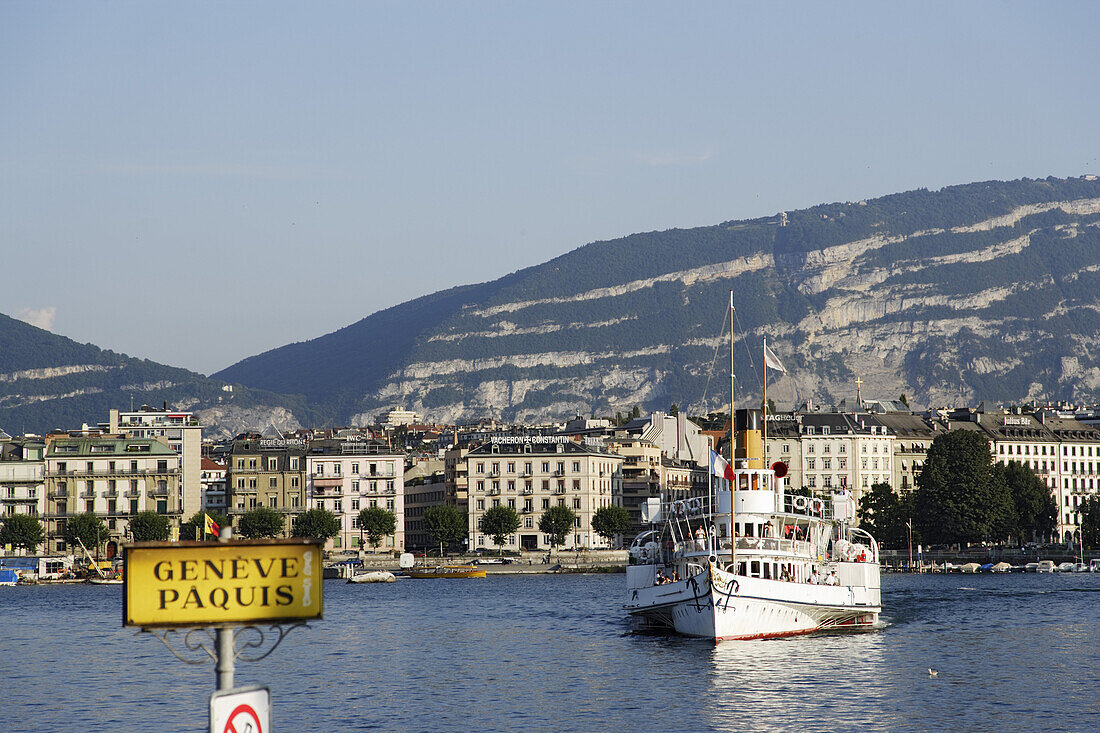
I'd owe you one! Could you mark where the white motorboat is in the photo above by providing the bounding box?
[1036,560,1055,573]
[347,570,396,583]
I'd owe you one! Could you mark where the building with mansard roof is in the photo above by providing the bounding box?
[465,436,622,552]
[44,435,181,556]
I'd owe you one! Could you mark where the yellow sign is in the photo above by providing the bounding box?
[123,539,323,628]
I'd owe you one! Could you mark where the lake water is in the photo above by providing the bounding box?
[3,572,1100,732]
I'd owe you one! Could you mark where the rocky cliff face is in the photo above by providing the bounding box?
[218,176,1100,423]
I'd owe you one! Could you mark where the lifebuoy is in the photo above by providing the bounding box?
[686,497,702,516]
[793,495,807,511]
[673,500,687,519]
[812,498,824,514]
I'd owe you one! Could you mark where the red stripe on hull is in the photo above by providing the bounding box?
[716,626,820,642]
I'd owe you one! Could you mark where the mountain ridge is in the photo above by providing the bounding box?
[214,175,1100,422]
[5,174,1098,435]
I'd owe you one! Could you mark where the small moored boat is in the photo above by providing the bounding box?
[405,565,486,579]
[347,570,396,583]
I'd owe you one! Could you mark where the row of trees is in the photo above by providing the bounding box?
[858,429,1100,549]
[0,506,404,556]
[3,496,640,559]
[476,504,632,556]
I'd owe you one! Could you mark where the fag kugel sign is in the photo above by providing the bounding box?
[123,539,323,628]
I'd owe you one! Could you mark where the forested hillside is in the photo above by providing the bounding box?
[0,314,320,436]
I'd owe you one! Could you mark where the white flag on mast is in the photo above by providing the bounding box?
[763,343,787,373]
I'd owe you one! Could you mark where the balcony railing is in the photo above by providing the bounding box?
[48,467,180,477]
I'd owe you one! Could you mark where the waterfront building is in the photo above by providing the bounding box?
[443,445,470,507]
[225,433,308,536]
[608,439,662,539]
[942,406,1100,543]
[465,436,623,552]
[200,458,227,514]
[306,438,405,552]
[404,470,447,552]
[0,438,46,531]
[107,407,203,519]
[1033,413,1100,543]
[44,435,182,556]
[797,412,892,508]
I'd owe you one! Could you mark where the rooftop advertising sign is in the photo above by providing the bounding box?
[124,539,323,628]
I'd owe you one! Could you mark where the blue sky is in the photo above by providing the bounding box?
[2,2,1097,375]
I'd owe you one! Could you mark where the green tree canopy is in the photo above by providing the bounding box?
[180,510,229,541]
[291,508,342,541]
[1080,495,1100,551]
[857,483,914,550]
[1002,461,1056,545]
[237,507,285,539]
[423,505,467,555]
[358,506,396,549]
[591,505,631,548]
[129,511,169,542]
[480,505,520,554]
[64,512,109,553]
[539,504,577,553]
[914,430,1015,546]
[0,513,45,553]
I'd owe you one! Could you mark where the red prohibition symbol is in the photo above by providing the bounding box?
[224,703,263,733]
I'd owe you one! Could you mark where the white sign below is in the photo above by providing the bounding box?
[211,686,270,733]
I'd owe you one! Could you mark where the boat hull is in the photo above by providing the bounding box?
[627,564,880,641]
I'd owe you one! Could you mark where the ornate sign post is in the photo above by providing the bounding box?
[124,528,324,728]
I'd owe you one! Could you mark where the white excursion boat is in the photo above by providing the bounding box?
[624,409,881,641]
[624,298,881,641]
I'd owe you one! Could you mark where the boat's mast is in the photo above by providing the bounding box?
[729,291,736,568]
[763,336,769,474]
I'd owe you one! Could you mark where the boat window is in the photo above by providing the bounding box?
[763,563,771,580]
[737,562,747,576]
[750,560,761,578]
[744,523,754,537]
